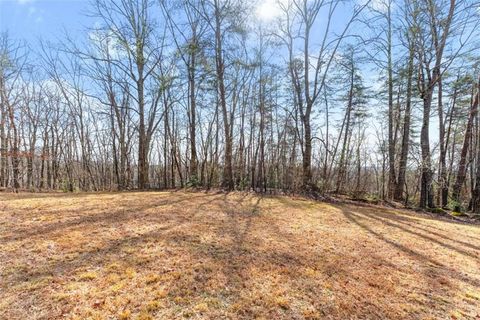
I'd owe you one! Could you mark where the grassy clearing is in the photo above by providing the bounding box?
[0,191,479,319]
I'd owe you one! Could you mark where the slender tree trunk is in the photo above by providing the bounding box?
[394,49,414,201]
[188,54,198,183]
[137,75,149,189]
[213,0,233,190]
[336,65,354,193]
[438,75,448,207]
[420,90,434,208]
[6,99,19,192]
[453,78,479,208]
[302,112,312,188]
[0,88,7,188]
[387,2,396,199]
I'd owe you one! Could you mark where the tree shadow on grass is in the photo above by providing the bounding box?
[159,194,318,318]
[336,199,478,230]
[394,217,480,250]
[6,193,479,319]
[354,208,480,254]
[0,191,129,202]
[339,206,480,290]
[6,216,189,286]
[177,196,424,318]
[1,193,241,280]
[0,192,214,243]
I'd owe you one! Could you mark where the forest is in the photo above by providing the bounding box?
[1,1,480,319]
[1,0,480,212]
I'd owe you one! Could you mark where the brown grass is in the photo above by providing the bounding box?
[0,191,479,319]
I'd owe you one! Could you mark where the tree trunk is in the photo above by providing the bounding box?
[394,48,414,201]
[420,91,434,208]
[453,78,479,208]
[214,0,234,191]
[387,2,396,199]
[437,76,448,207]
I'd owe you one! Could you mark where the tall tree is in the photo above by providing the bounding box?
[91,0,164,189]
[277,0,369,192]
[409,0,456,208]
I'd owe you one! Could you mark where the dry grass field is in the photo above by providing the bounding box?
[0,191,479,320]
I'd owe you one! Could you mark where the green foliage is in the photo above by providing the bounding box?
[61,180,75,193]
[448,199,464,213]
[237,177,250,191]
[186,176,200,188]
[451,211,467,217]
[365,194,380,204]
[427,207,448,215]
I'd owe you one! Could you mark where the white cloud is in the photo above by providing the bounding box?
[16,0,35,4]
[28,6,36,16]
[256,0,291,22]
[256,0,282,21]
[15,1,44,24]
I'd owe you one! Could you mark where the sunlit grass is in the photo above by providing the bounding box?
[0,191,479,319]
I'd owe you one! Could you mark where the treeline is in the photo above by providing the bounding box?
[0,0,479,212]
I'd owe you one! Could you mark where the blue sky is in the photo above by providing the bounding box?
[0,0,91,43]
[0,0,384,142]
[1,0,357,43]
